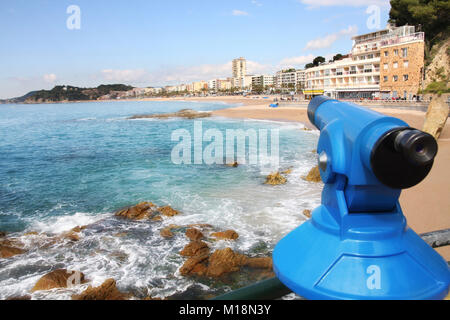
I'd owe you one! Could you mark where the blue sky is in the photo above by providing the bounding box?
[0,0,391,98]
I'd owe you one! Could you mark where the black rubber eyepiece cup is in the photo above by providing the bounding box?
[394,129,438,166]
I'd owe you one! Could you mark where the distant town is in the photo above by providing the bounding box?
[1,24,436,104]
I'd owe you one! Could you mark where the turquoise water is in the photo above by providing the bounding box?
[0,100,322,299]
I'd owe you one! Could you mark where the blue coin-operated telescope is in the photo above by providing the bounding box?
[273,96,450,300]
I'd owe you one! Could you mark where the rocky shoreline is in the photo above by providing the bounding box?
[0,165,321,300]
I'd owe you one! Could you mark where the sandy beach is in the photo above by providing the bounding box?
[197,96,450,260]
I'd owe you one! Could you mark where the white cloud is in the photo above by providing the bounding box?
[43,73,57,83]
[232,10,249,16]
[299,0,389,7]
[279,54,316,67]
[101,69,149,82]
[304,25,358,50]
[251,0,263,7]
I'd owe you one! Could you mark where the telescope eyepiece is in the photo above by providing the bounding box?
[393,129,438,167]
[371,128,438,189]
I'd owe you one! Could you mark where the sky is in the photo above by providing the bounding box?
[0,0,391,99]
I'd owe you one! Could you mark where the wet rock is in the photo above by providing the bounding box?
[60,231,80,242]
[179,253,209,276]
[128,109,211,120]
[31,269,86,292]
[180,241,210,257]
[72,279,127,300]
[158,206,180,217]
[303,166,321,183]
[6,295,32,300]
[245,257,273,269]
[281,168,293,175]
[264,172,287,185]
[71,226,87,233]
[206,248,248,278]
[24,231,39,236]
[186,228,204,241]
[0,239,26,258]
[0,231,5,238]
[303,209,312,218]
[188,223,213,229]
[423,94,449,139]
[226,161,239,168]
[210,230,239,241]
[160,227,174,239]
[115,202,157,220]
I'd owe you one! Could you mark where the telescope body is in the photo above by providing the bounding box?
[273,96,450,300]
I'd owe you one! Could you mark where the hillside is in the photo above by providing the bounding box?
[1,84,134,104]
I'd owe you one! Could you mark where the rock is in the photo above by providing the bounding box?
[0,232,5,238]
[160,227,174,239]
[180,241,210,257]
[226,161,239,167]
[60,230,80,242]
[128,109,211,120]
[31,269,86,292]
[210,230,239,241]
[158,206,180,217]
[179,254,209,276]
[303,209,312,218]
[281,168,293,175]
[245,257,273,269]
[24,231,39,236]
[71,226,87,233]
[423,94,449,140]
[264,172,287,185]
[303,166,321,183]
[72,279,127,300]
[185,228,204,241]
[6,295,32,300]
[206,248,248,278]
[0,239,26,258]
[115,202,157,220]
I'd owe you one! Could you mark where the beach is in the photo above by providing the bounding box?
[209,96,450,260]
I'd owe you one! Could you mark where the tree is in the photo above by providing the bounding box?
[389,0,450,47]
[305,63,314,69]
[313,56,325,66]
[333,54,344,61]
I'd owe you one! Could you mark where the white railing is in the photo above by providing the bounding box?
[380,32,424,47]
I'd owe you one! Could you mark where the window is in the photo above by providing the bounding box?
[393,75,398,82]
[404,60,409,68]
[403,74,409,81]
[384,63,388,70]
[336,68,343,76]
[402,48,408,57]
[394,49,398,56]
[393,62,398,68]
[383,76,388,82]
[384,51,388,57]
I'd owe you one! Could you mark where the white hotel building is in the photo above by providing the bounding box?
[304,25,424,99]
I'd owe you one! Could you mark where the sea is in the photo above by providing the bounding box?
[0,100,322,299]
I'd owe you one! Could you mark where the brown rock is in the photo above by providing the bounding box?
[158,206,180,217]
[129,109,211,120]
[160,227,174,239]
[210,230,239,241]
[303,209,312,218]
[264,172,287,185]
[72,279,127,300]
[206,248,248,278]
[31,269,86,292]
[0,232,5,238]
[186,228,204,241]
[303,166,321,183]
[71,226,87,233]
[226,161,239,167]
[180,241,210,257]
[60,230,80,242]
[115,202,157,220]
[6,295,32,300]
[281,168,293,175]
[423,94,449,140]
[245,257,273,269]
[0,239,26,258]
[24,231,39,236]
[179,254,209,276]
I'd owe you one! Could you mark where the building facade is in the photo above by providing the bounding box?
[304,25,424,99]
[232,57,248,89]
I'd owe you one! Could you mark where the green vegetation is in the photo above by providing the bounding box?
[305,56,326,69]
[421,81,450,95]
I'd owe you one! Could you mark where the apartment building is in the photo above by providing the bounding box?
[252,74,274,88]
[232,57,248,89]
[304,25,424,100]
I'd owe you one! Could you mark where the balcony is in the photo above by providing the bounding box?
[380,32,424,47]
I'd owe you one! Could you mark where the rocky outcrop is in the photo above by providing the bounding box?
[264,172,287,185]
[0,238,26,258]
[226,161,239,168]
[158,206,180,217]
[0,232,6,238]
[303,209,312,218]
[31,269,86,292]
[303,166,321,183]
[128,109,211,120]
[72,279,127,300]
[186,228,204,241]
[422,94,449,140]
[160,227,175,239]
[115,202,157,220]
[180,241,210,257]
[179,247,273,278]
[210,230,239,241]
